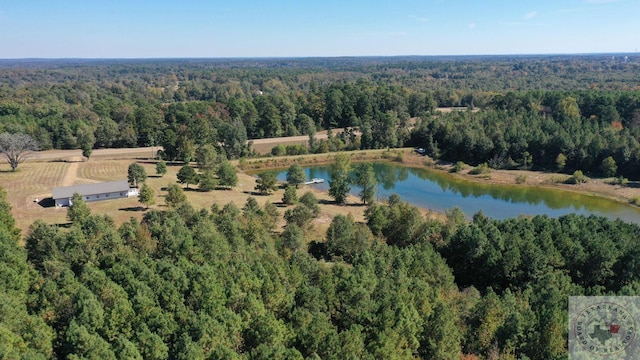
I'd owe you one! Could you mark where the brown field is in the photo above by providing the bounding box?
[1,152,371,242]
[3,143,640,243]
[248,128,344,154]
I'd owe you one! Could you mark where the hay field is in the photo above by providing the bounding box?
[1,157,367,242]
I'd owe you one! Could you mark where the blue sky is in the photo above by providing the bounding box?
[0,0,638,58]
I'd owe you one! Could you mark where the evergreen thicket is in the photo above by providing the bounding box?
[0,184,638,358]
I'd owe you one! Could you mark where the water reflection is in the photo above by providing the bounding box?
[274,162,640,223]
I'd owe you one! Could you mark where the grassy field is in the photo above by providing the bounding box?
[5,145,636,243]
[1,154,372,242]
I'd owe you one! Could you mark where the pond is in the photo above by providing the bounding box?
[274,162,640,223]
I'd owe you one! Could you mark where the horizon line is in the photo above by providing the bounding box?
[1,51,639,61]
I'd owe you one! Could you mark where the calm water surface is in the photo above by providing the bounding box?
[274,163,640,223]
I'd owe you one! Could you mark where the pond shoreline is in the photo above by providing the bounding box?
[239,148,640,212]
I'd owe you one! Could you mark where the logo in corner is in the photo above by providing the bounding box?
[573,301,636,355]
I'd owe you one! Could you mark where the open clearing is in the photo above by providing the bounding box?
[3,142,640,241]
[1,152,369,241]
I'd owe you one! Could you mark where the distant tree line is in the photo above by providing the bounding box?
[1,57,640,178]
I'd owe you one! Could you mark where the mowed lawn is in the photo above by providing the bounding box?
[1,157,368,242]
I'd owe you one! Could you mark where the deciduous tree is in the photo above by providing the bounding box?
[354,163,377,205]
[600,156,617,177]
[127,163,147,188]
[196,144,219,172]
[77,125,95,161]
[156,160,167,176]
[329,153,351,205]
[139,183,155,209]
[165,183,187,208]
[177,165,198,189]
[0,132,38,171]
[216,160,238,189]
[286,164,306,189]
[255,171,277,195]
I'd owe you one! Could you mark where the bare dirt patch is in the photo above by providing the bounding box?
[427,158,640,206]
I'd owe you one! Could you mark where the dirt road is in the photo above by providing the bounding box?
[24,129,350,162]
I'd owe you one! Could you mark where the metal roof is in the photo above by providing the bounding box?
[52,180,131,200]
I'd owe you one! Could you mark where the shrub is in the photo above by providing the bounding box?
[451,161,467,173]
[285,144,308,156]
[515,174,527,184]
[238,157,248,170]
[469,163,491,175]
[271,145,286,156]
[394,151,404,163]
[568,170,588,184]
[631,196,640,206]
[610,176,629,186]
[542,175,568,185]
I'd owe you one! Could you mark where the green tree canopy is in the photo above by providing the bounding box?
[198,171,217,192]
[328,153,351,205]
[138,183,155,209]
[196,144,219,172]
[155,160,167,176]
[67,193,91,224]
[255,171,278,195]
[165,183,187,207]
[282,186,298,205]
[353,163,377,205]
[216,160,238,189]
[299,191,320,217]
[286,164,306,189]
[177,165,198,189]
[600,156,617,177]
[127,163,147,188]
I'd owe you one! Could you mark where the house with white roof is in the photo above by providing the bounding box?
[52,180,138,207]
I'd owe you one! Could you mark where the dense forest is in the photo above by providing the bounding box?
[3,56,640,358]
[1,55,640,176]
[3,184,640,359]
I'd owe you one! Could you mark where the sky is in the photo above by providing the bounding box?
[0,0,638,58]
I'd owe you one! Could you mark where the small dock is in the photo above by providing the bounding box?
[304,178,325,185]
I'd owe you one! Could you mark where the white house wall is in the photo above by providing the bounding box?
[56,191,130,206]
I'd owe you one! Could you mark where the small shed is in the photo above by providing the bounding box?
[52,180,136,207]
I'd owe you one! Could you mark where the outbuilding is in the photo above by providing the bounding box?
[52,180,138,207]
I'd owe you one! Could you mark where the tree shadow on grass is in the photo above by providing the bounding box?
[119,206,147,212]
[243,190,268,196]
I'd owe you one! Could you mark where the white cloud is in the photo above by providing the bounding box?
[468,23,476,29]
[409,15,429,22]
[524,11,537,20]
